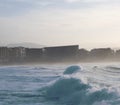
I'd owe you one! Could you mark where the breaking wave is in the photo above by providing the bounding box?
[41,65,120,105]
[63,65,81,74]
[42,78,119,105]
[0,64,120,105]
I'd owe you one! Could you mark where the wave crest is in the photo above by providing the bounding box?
[63,66,81,74]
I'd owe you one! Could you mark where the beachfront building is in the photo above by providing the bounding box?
[44,45,79,62]
[78,49,89,61]
[9,47,26,62]
[89,48,114,61]
[0,47,9,63]
[26,48,43,62]
[115,50,120,61]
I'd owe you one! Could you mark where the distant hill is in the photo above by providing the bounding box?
[7,42,45,48]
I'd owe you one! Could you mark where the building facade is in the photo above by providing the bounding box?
[0,47,9,63]
[26,48,43,62]
[44,45,79,62]
[9,47,26,62]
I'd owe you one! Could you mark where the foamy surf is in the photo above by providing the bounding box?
[41,65,120,105]
[0,63,120,105]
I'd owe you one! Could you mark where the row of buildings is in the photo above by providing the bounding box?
[0,45,120,64]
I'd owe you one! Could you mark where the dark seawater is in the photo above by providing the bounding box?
[0,63,120,105]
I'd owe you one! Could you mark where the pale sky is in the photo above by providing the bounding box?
[0,0,120,49]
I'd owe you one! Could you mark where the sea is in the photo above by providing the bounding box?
[0,62,120,105]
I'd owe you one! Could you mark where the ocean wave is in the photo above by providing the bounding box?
[0,64,120,105]
[105,66,120,74]
[106,66,120,70]
[63,65,81,74]
[42,77,120,105]
[42,77,119,105]
[37,65,120,105]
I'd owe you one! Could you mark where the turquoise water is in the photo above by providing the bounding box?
[0,63,120,105]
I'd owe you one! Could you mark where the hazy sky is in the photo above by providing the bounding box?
[0,0,120,49]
